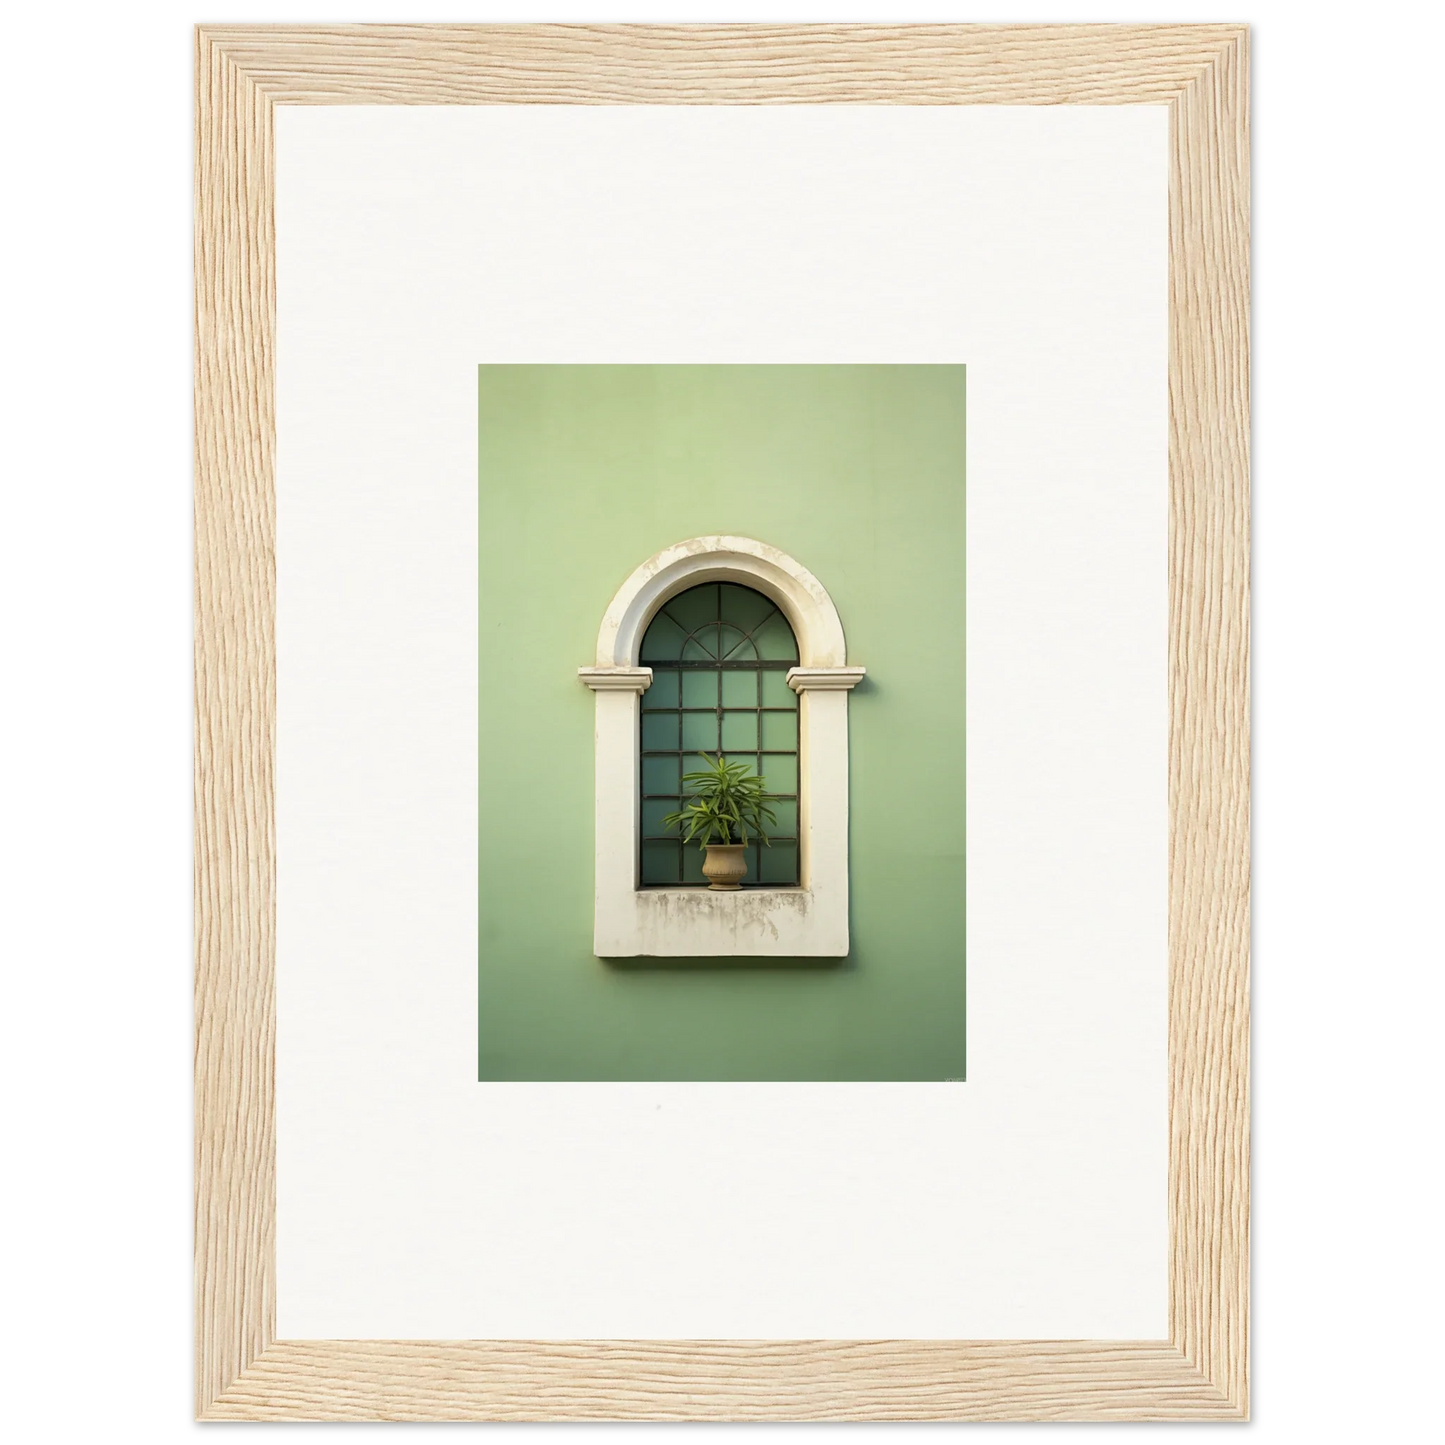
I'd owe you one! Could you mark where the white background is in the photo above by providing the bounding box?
[277,103,1167,1340]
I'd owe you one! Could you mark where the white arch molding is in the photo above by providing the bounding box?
[579,537,864,958]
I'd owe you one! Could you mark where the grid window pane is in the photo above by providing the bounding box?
[682,754,713,786]
[642,755,680,795]
[759,842,799,885]
[766,799,798,837]
[643,670,679,708]
[721,670,758,707]
[641,841,681,885]
[721,711,758,750]
[761,670,796,708]
[636,581,801,888]
[681,712,719,751]
[681,670,718,708]
[762,755,798,793]
[760,711,798,751]
[641,798,680,838]
[641,711,680,750]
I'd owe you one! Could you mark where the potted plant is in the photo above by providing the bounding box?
[663,754,776,891]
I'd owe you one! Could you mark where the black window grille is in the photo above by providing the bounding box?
[638,582,800,887]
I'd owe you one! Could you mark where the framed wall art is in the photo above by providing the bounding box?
[196,22,1248,1421]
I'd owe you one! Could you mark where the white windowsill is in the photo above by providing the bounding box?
[608,885,834,959]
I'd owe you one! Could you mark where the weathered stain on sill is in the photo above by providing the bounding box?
[636,888,811,941]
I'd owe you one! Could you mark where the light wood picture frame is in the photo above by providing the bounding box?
[195,22,1249,1422]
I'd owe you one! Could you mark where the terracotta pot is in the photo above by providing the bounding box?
[702,843,748,891]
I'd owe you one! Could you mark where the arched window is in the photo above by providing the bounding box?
[638,583,801,888]
[578,535,864,957]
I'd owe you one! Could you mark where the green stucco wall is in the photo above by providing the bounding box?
[479,365,965,1080]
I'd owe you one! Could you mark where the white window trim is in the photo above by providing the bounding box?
[579,536,864,958]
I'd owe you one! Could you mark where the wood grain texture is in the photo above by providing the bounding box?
[197,22,1243,105]
[194,22,1249,1422]
[194,25,276,1417]
[205,1341,1240,1422]
[1167,27,1251,1415]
